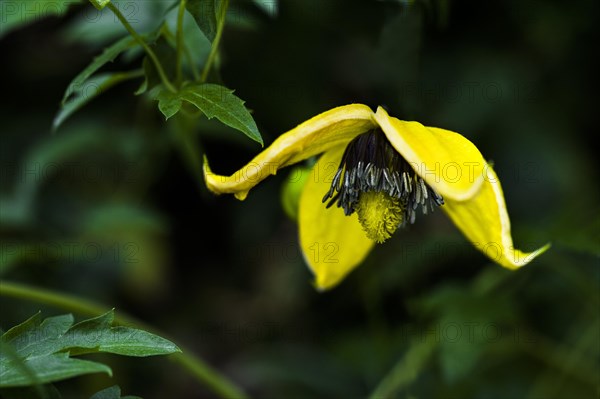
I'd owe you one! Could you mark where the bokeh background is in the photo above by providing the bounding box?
[1,0,598,398]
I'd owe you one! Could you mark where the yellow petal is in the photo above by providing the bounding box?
[204,104,376,200]
[442,165,550,268]
[374,106,486,201]
[299,145,375,290]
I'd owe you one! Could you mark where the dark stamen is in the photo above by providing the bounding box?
[322,129,444,226]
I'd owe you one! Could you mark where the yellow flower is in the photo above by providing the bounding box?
[203,104,550,290]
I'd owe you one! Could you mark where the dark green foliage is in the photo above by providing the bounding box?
[157,83,262,144]
[0,0,597,398]
[0,311,179,387]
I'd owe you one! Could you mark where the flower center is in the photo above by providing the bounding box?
[322,129,444,242]
[355,191,403,243]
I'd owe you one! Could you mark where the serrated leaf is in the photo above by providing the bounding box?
[1,313,42,344]
[0,311,179,387]
[156,83,263,145]
[89,0,111,10]
[61,35,138,105]
[1,313,74,359]
[186,0,220,42]
[156,90,183,119]
[55,29,158,129]
[0,338,43,393]
[0,1,81,39]
[181,84,263,145]
[90,385,142,399]
[1,353,112,387]
[53,71,143,130]
[63,310,180,357]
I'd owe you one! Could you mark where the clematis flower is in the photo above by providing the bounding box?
[203,104,549,290]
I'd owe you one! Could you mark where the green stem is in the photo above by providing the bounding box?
[200,0,229,83]
[162,23,200,81]
[0,280,249,399]
[186,45,201,81]
[107,2,177,93]
[172,113,206,187]
[175,0,187,86]
[368,339,436,399]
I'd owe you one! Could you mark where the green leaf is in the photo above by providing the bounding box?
[1,312,43,344]
[1,353,112,387]
[61,35,138,106]
[55,28,160,129]
[9,313,74,358]
[0,336,44,394]
[0,310,180,387]
[90,385,142,399]
[0,0,81,39]
[53,70,143,130]
[89,0,111,10]
[156,90,182,119]
[63,311,180,357]
[156,83,263,145]
[186,0,221,42]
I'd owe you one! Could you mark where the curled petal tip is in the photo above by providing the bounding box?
[503,242,552,269]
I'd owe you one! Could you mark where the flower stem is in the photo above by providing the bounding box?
[200,0,229,83]
[107,2,177,93]
[0,280,249,399]
[175,0,187,86]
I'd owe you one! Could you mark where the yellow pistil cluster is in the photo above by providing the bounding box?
[355,191,404,243]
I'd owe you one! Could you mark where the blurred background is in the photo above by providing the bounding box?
[1,0,598,398]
